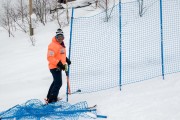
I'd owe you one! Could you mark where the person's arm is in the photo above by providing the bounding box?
[47,49,59,67]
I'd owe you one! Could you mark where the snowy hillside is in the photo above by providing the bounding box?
[0,0,180,120]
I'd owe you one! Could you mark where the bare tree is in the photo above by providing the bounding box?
[29,36,36,46]
[65,0,69,24]
[49,0,64,28]
[97,0,116,22]
[20,0,24,23]
[9,7,28,33]
[0,0,14,37]
[33,0,50,25]
[43,0,47,23]
[14,0,28,23]
[95,0,98,8]
[56,8,65,28]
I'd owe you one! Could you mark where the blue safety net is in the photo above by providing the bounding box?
[121,0,162,85]
[70,2,120,93]
[68,0,180,93]
[162,0,180,74]
[0,99,97,120]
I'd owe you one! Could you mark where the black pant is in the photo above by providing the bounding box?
[47,68,62,100]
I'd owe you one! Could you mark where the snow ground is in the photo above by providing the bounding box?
[0,0,180,120]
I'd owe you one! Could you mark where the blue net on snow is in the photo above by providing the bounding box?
[0,99,97,120]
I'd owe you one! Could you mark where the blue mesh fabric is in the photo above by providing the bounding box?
[0,99,97,120]
[69,0,180,93]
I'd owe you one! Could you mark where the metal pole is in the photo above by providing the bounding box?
[159,0,165,80]
[66,7,74,102]
[119,0,122,90]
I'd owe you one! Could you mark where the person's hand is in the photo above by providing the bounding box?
[66,57,71,65]
[57,61,65,70]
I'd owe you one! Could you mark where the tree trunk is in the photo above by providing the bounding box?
[21,0,24,23]
[95,0,98,8]
[66,0,69,24]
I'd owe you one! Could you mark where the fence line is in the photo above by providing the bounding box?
[68,0,180,94]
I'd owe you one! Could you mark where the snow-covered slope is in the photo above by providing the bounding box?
[0,0,180,120]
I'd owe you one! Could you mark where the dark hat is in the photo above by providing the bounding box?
[56,28,63,35]
[57,28,63,32]
[56,28,64,37]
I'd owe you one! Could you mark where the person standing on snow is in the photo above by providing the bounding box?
[45,29,71,103]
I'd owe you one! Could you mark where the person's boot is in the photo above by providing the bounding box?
[44,98,49,104]
[48,94,57,103]
[44,97,62,104]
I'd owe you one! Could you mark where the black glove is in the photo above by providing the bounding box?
[57,61,65,70]
[66,57,71,65]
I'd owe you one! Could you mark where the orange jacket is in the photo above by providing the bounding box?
[47,36,66,69]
